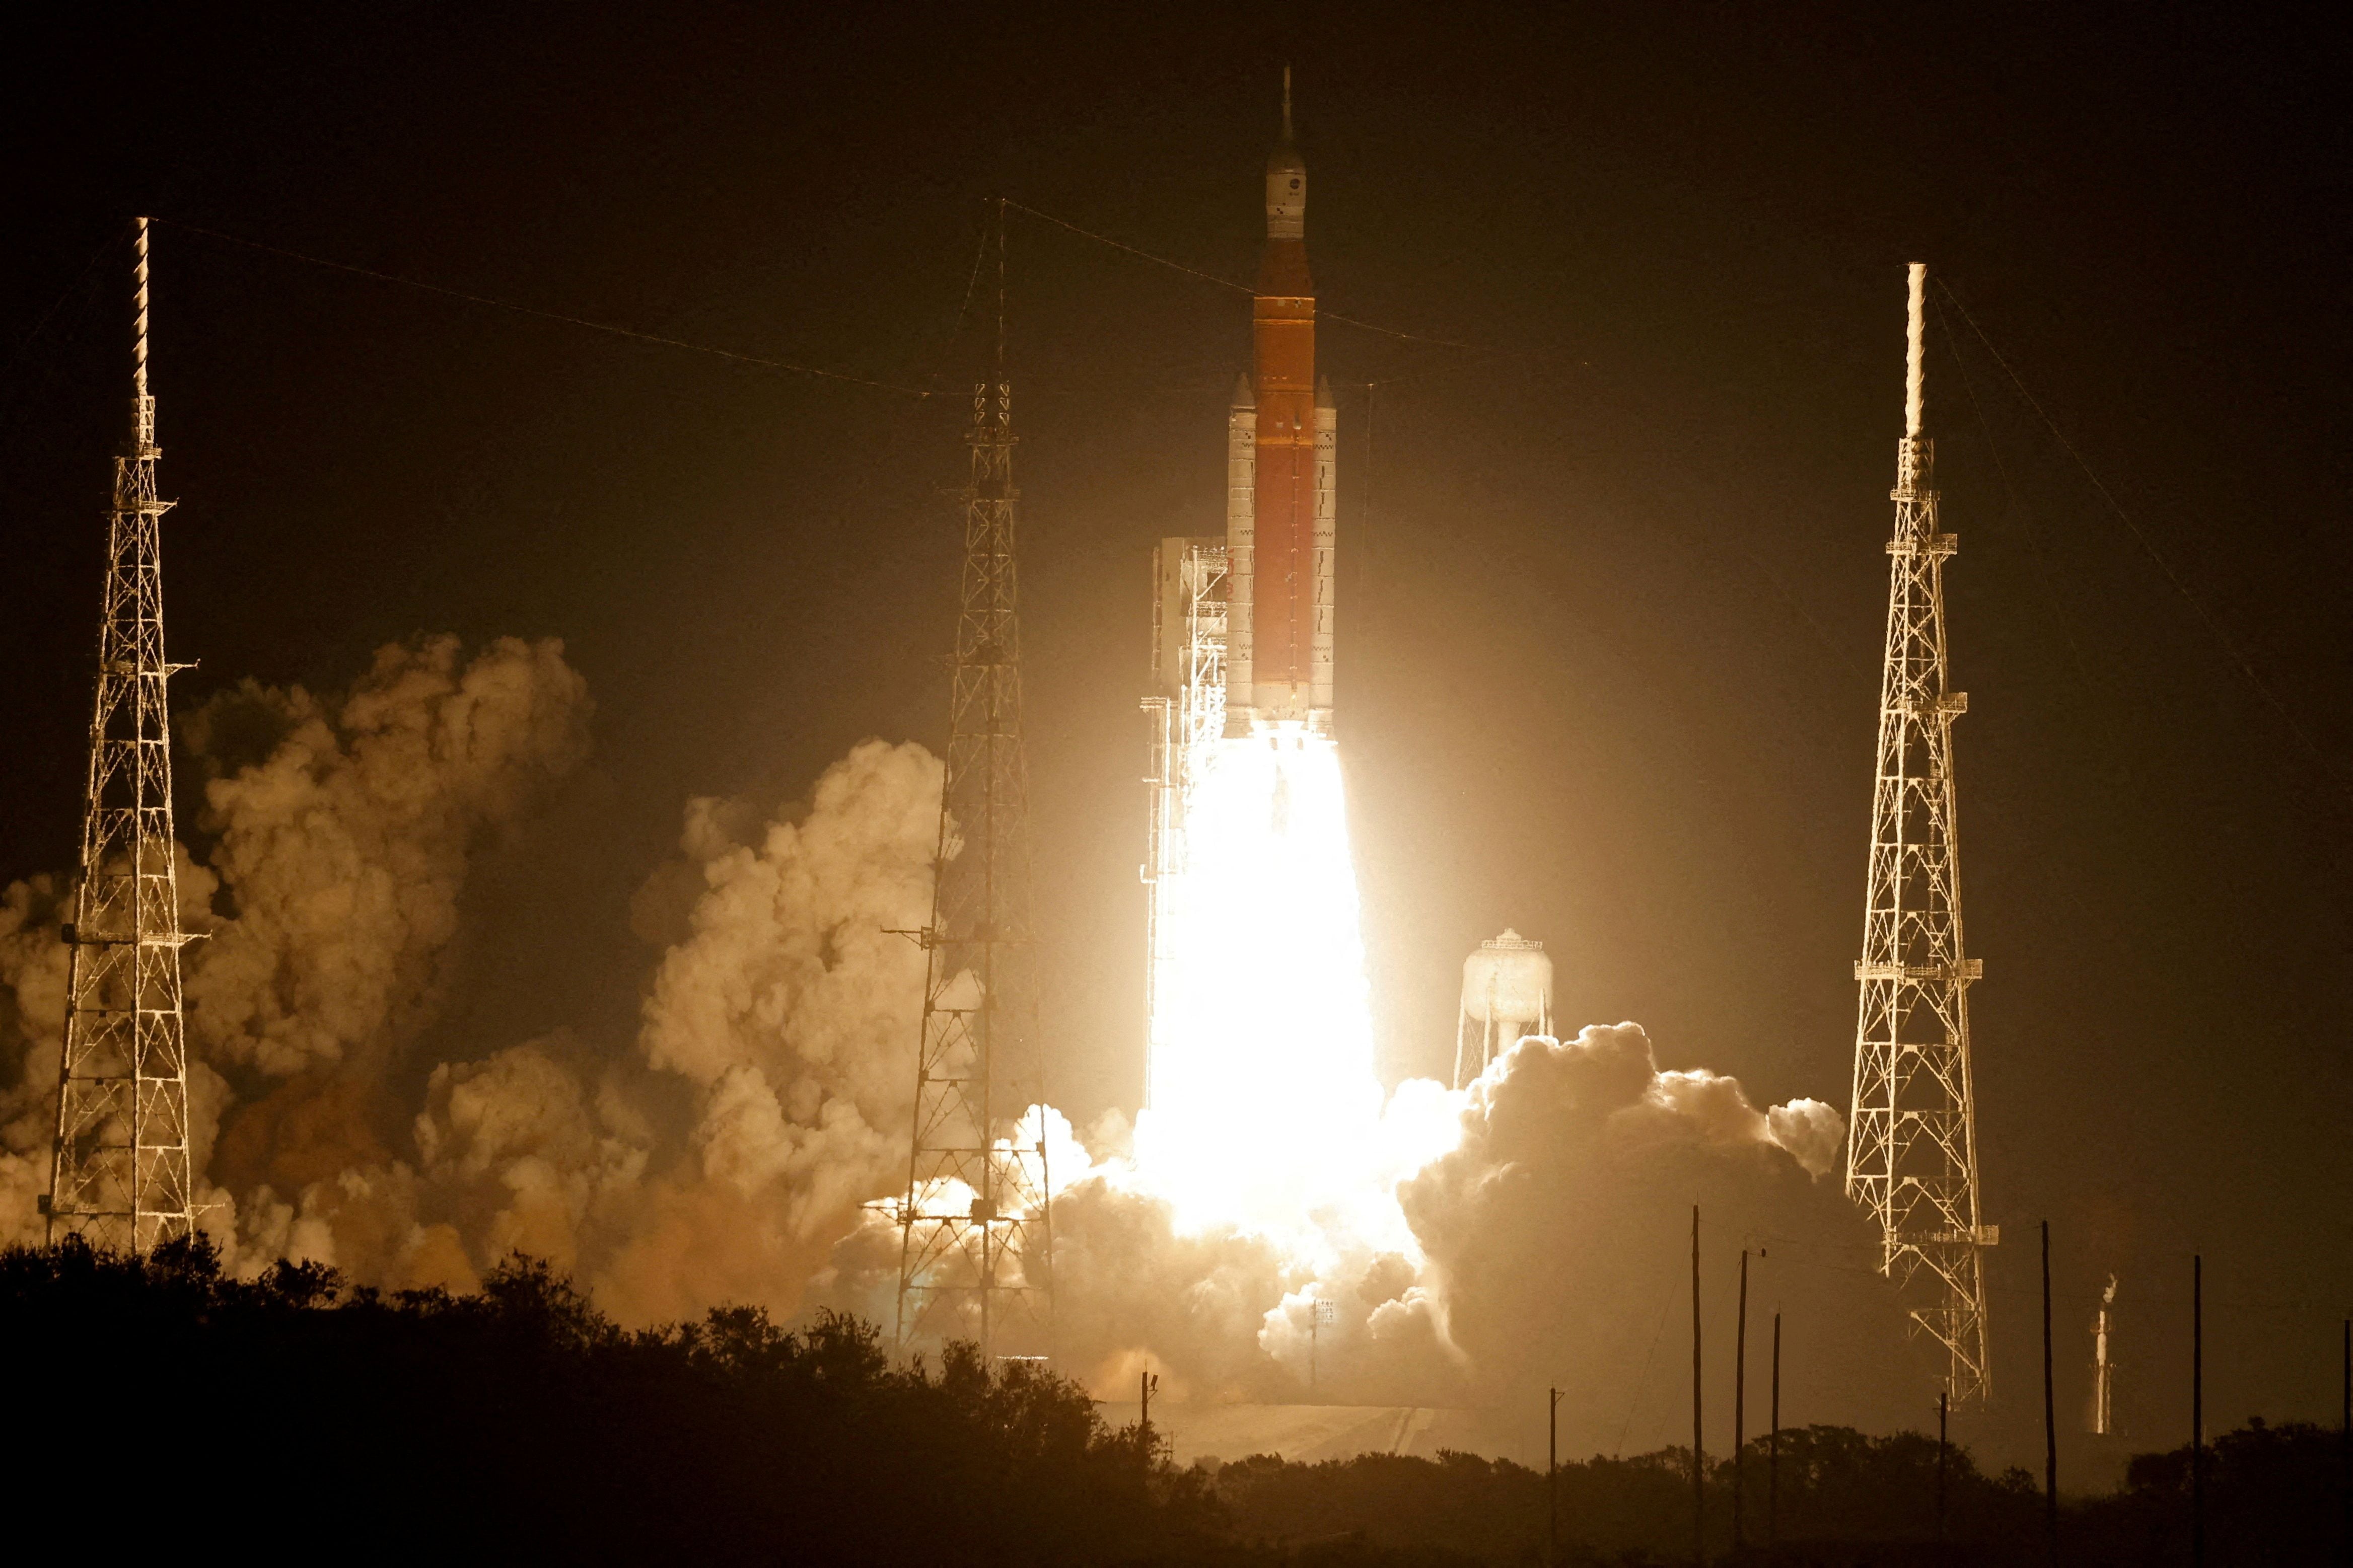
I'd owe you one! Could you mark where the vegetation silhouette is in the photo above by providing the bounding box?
[4,1240,2341,1565]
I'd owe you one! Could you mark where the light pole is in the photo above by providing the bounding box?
[1310,1298,1336,1394]
[1549,1385,1565,1565]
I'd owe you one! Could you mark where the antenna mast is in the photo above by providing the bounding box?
[895,201,1053,1356]
[45,216,198,1253]
[1844,262,1996,1403]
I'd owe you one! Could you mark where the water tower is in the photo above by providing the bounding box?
[1455,930,1553,1087]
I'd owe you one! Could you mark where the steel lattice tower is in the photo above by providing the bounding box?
[895,209,1052,1355]
[1844,263,1997,1403]
[44,217,198,1253]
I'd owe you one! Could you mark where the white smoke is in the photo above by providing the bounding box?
[1389,1025,1917,1450]
[0,849,231,1246]
[593,739,937,1320]
[811,1018,1883,1427]
[0,876,73,1242]
[0,637,952,1309]
[195,705,941,1312]
[0,638,1920,1447]
[410,1035,651,1279]
[186,634,593,1079]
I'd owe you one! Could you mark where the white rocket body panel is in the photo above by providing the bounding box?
[1310,391,1336,721]
[1225,395,1255,710]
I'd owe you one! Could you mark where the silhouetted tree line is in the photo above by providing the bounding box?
[1,1239,1196,1563]
[3,1241,2344,1566]
[1214,1418,2351,1564]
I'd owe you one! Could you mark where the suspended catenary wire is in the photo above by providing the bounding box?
[997,197,1512,353]
[1935,278,2336,787]
[155,217,932,398]
[0,226,129,382]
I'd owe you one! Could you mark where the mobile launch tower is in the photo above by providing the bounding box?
[1140,531,1227,1105]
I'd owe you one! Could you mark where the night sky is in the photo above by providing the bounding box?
[5,3,2347,1456]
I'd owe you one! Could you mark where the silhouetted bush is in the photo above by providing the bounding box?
[2066,1415,2351,1566]
[1208,1428,2045,1564]
[1208,1414,2352,1566]
[0,1237,1209,1563]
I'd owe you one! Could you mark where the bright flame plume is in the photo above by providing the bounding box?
[1134,731,1459,1268]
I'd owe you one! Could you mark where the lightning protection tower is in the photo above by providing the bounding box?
[1844,263,1997,1403]
[44,217,199,1252]
[896,204,1053,1357]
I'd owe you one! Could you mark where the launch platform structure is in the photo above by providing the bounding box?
[895,214,1053,1357]
[43,217,199,1253]
[1844,263,1997,1404]
[1139,531,1229,1105]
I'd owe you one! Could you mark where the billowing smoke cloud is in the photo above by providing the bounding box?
[0,850,230,1246]
[1394,1025,1922,1454]
[813,1020,1907,1449]
[179,636,599,1286]
[203,666,941,1308]
[0,875,74,1238]
[0,637,942,1310]
[186,634,593,1079]
[0,636,1924,1451]
[591,738,937,1321]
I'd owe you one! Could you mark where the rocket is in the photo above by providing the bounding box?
[1225,71,1336,737]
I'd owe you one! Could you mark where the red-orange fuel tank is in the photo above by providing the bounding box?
[1251,236,1314,721]
[1227,99,1336,734]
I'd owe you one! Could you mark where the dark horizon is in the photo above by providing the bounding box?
[2,2,2346,1472]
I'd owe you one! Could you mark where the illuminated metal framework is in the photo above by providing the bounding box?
[893,364,1053,1356]
[1140,537,1228,1103]
[45,217,198,1254]
[1844,263,1996,1403]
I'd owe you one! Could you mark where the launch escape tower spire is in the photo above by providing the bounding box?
[895,204,1054,1356]
[1844,263,1996,1403]
[44,217,199,1252]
